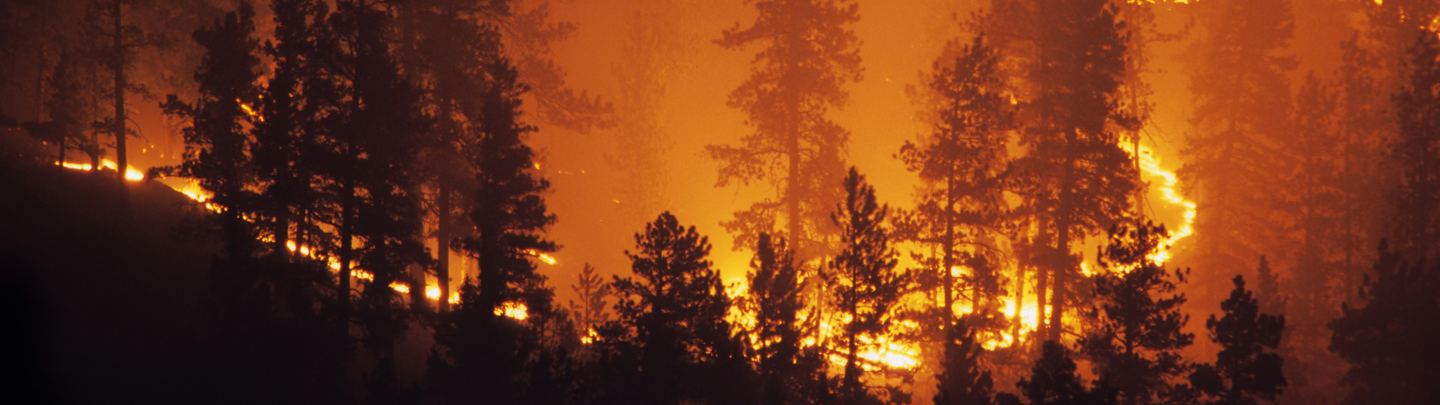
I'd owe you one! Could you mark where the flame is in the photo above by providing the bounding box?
[1118,143,1197,266]
[525,249,557,265]
[239,100,262,122]
[58,159,143,181]
[494,301,528,320]
[389,281,410,294]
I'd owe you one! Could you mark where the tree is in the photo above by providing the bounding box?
[898,33,1014,334]
[1390,28,1440,258]
[1179,0,1296,282]
[86,0,160,186]
[159,0,262,265]
[250,0,331,265]
[599,211,755,405]
[569,263,610,344]
[710,0,863,260]
[977,0,1138,342]
[456,52,557,319]
[996,341,1116,405]
[1080,222,1193,405]
[1327,241,1440,405]
[1189,275,1286,405]
[744,232,811,405]
[935,317,996,405]
[829,167,910,400]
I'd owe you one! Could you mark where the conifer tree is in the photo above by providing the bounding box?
[86,0,159,186]
[996,341,1116,405]
[600,212,755,405]
[710,0,863,260]
[160,0,262,264]
[1080,222,1193,405]
[1189,275,1286,405]
[898,33,1013,334]
[829,167,910,400]
[935,317,996,405]
[1179,0,1296,280]
[976,0,1138,342]
[1327,241,1440,405]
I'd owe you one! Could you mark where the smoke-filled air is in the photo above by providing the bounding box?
[2,0,1438,404]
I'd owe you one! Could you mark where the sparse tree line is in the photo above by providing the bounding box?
[3,0,1440,404]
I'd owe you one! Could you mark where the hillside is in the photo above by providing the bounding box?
[0,128,218,404]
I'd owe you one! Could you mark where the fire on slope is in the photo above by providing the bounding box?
[723,141,1199,373]
[55,160,544,316]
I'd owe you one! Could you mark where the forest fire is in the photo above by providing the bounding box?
[9,0,1440,404]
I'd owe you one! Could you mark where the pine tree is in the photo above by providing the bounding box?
[1327,241,1440,405]
[745,232,808,405]
[159,0,262,265]
[977,0,1138,342]
[829,167,910,400]
[570,263,610,344]
[1189,275,1286,405]
[600,211,755,405]
[996,341,1116,405]
[86,0,159,187]
[897,33,1013,335]
[1179,0,1296,281]
[710,0,863,261]
[935,317,996,405]
[1080,222,1193,405]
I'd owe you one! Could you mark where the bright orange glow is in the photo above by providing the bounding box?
[1119,143,1197,266]
[390,281,411,294]
[495,301,528,320]
[525,249,557,265]
[58,159,143,181]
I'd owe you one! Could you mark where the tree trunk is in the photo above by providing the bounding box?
[112,0,127,187]
[339,183,355,322]
[437,183,452,313]
[943,177,956,332]
[1035,220,1050,342]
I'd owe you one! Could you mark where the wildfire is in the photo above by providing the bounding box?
[495,301,528,320]
[525,249,557,265]
[1119,142,1197,265]
[59,159,144,181]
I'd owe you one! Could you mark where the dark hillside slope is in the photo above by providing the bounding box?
[0,128,218,404]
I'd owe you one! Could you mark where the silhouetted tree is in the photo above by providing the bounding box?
[977,0,1138,342]
[86,0,160,186]
[710,0,863,261]
[996,341,1116,405]
[935,317,996,405]
[570,263,610,344]
[829,167,910,401]
[1327,240,1440,405]
[898,33,1013,334]
[1189,275,1286,405]
[455,53,556,320]
[598,211,756,405]
[1080,222,1193,405]
[159,0,262,265]
[251,0,330,265]
[744,232,812,405]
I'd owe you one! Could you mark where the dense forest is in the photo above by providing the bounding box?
[1,0,1438,404]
